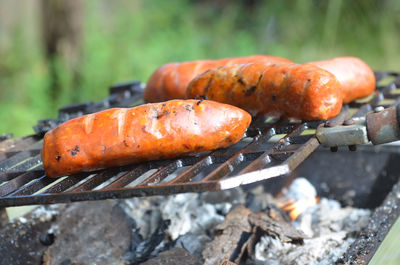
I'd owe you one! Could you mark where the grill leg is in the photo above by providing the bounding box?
[0,207,8,227]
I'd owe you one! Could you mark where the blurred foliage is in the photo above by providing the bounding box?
[0,0,400,136]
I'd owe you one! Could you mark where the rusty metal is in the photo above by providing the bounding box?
[324,105,349,127]
[366,105,400,145]
[317,104,400,147]
[0,208,8,226]
[337,178,400,264]
[316,118,369,147]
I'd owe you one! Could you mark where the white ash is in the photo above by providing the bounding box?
[252,198,371,265]
[284,177,317,201]
[11,205,60,225]
[119,188,245,240]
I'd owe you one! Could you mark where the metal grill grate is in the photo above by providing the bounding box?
[0,72,399,207]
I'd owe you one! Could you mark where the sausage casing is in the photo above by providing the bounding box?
[144,55,291,102]
[42,100,251,177]
[309,57,375,103]
[186,63,343,121]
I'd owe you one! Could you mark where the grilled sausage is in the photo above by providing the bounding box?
[308,57,375,103]
[42,100,252,177]
[186,63,343,121]
[144,55,292,103]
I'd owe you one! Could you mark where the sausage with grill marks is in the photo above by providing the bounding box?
[186,63,343,121]
[144,55,292,103]
[42,100,252,177]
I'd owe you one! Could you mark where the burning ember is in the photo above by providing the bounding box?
[281,197,319,221]
[280,178,320,221]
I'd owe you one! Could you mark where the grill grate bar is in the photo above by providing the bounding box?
[102,164,152,190]
[43,173,91,194]
[138,160,183,186]
[167,156,214,184]
[0,141,42,172]
[0,170,45,197]
[69,169,123,192]
[8,174,54,196]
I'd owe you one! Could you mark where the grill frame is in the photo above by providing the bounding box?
[0,72,400,208]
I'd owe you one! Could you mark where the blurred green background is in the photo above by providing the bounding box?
[0,0,399,137]
[1,1,400,264]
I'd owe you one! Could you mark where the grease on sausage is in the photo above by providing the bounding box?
[144,55,292,102]
[186,63,343,121]
[42,100,251,177]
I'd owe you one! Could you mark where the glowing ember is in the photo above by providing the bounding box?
[281,197,319,220]
[279,177,319,221]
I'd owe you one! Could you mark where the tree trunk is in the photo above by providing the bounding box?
[40,0,84,103]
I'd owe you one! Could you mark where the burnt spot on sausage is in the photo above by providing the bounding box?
[56,155,61,162]
[256,74,264,88]
[70,145,80,156]
[272,95,277,101]
[307,78,311,82]
[155,110,171,119]
[195,145,204,151]
[123,140,129,147]
[226,136,234,143]
[204,77,213,94]
[183,143,191,149]
[196,99,204,105]
[238,76,245,85]
[185,104,195,112]
[244,86,257,96]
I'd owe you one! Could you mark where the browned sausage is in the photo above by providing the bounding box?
[42,100,252,177]
[186,63,343,121]
[144,55,292,103]
[308,57,376,103]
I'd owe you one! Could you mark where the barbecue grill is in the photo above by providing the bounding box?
[1,72,400,264]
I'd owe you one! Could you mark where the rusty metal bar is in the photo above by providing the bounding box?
[8,174,54,196]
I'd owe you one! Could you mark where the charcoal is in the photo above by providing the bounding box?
[252,197,371,265]
[0,216,53,265]
[248,210,307,243]
[202,205,252,265]
[42,201,131,265]
[39,233,55,246]
[123,219,171,265]
[175,233,211,257]
[141,248,202,265]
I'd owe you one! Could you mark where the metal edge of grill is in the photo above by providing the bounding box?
[0,72,399,208]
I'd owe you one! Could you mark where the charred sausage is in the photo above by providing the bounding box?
[308,57,376,103]
[186,63,343,121]
[144,55,292,103]
[42,100,251,177]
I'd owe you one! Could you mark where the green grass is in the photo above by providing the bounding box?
[1,0,400,137]
[370,217,400,265]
